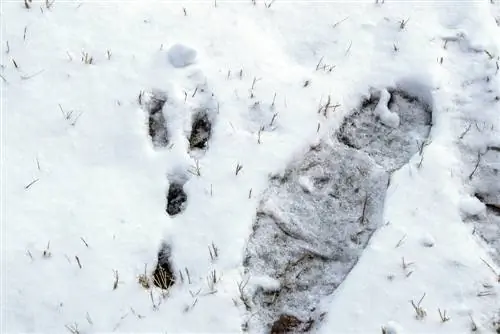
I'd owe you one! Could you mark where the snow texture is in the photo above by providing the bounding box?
[2,1,500,334]
[168,43,197,68]
[375,89,400,128]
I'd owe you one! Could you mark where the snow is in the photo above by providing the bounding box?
[1,1,500,333]
[167,43,197,68]
[375,88,400,128]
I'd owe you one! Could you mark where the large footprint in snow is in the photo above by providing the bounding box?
[243,86,432,333]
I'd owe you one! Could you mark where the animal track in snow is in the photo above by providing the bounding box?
[139,48,220,294]
[244,84,433,333]
[166,171,189,217]
[140,90,169,148]
[152,242,175,289]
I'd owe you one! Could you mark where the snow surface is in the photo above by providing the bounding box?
[1,1,500,333]
[375,88,400,128]
[168,44,197,68]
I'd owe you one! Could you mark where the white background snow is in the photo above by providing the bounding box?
[1,0,500,333]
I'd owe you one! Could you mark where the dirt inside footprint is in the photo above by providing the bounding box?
[166,182,187,216]
[189,109,212,150]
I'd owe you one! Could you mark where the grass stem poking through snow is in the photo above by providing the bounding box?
[81,52,93,65]
[318,95,340,117]
[395,234,407,248]
[237,277,251,311]
[43,241,51,258]
[438,308,450,322]
[24,178,39,190]
[80,237,89,248]
[64,323,79,334]
[21,69,45,81]
[484,49,494,60]
[207,269,220,292]
[469,314,478,332]
[316,56,324,70]
[359,194,368,225]
[149,290,159,311]
[480,258,500,281]
[459,123,472,139]
[189,159,202,176]
[209,242,219,262]
[265,0,276,8]
[410,293,427,320]
[270,112,278,127]
[468,151,482,180]
[85,312,93,325]
[345,40,353,56]
[235,163,243,176]
[402,257,414,270]
[258,126,264,144]
[138,264,151,289]
[75,256,82,269]
[399,17,410,30]
[332,16,349,28]
[113,270,119,290]
[45,0,55,9]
